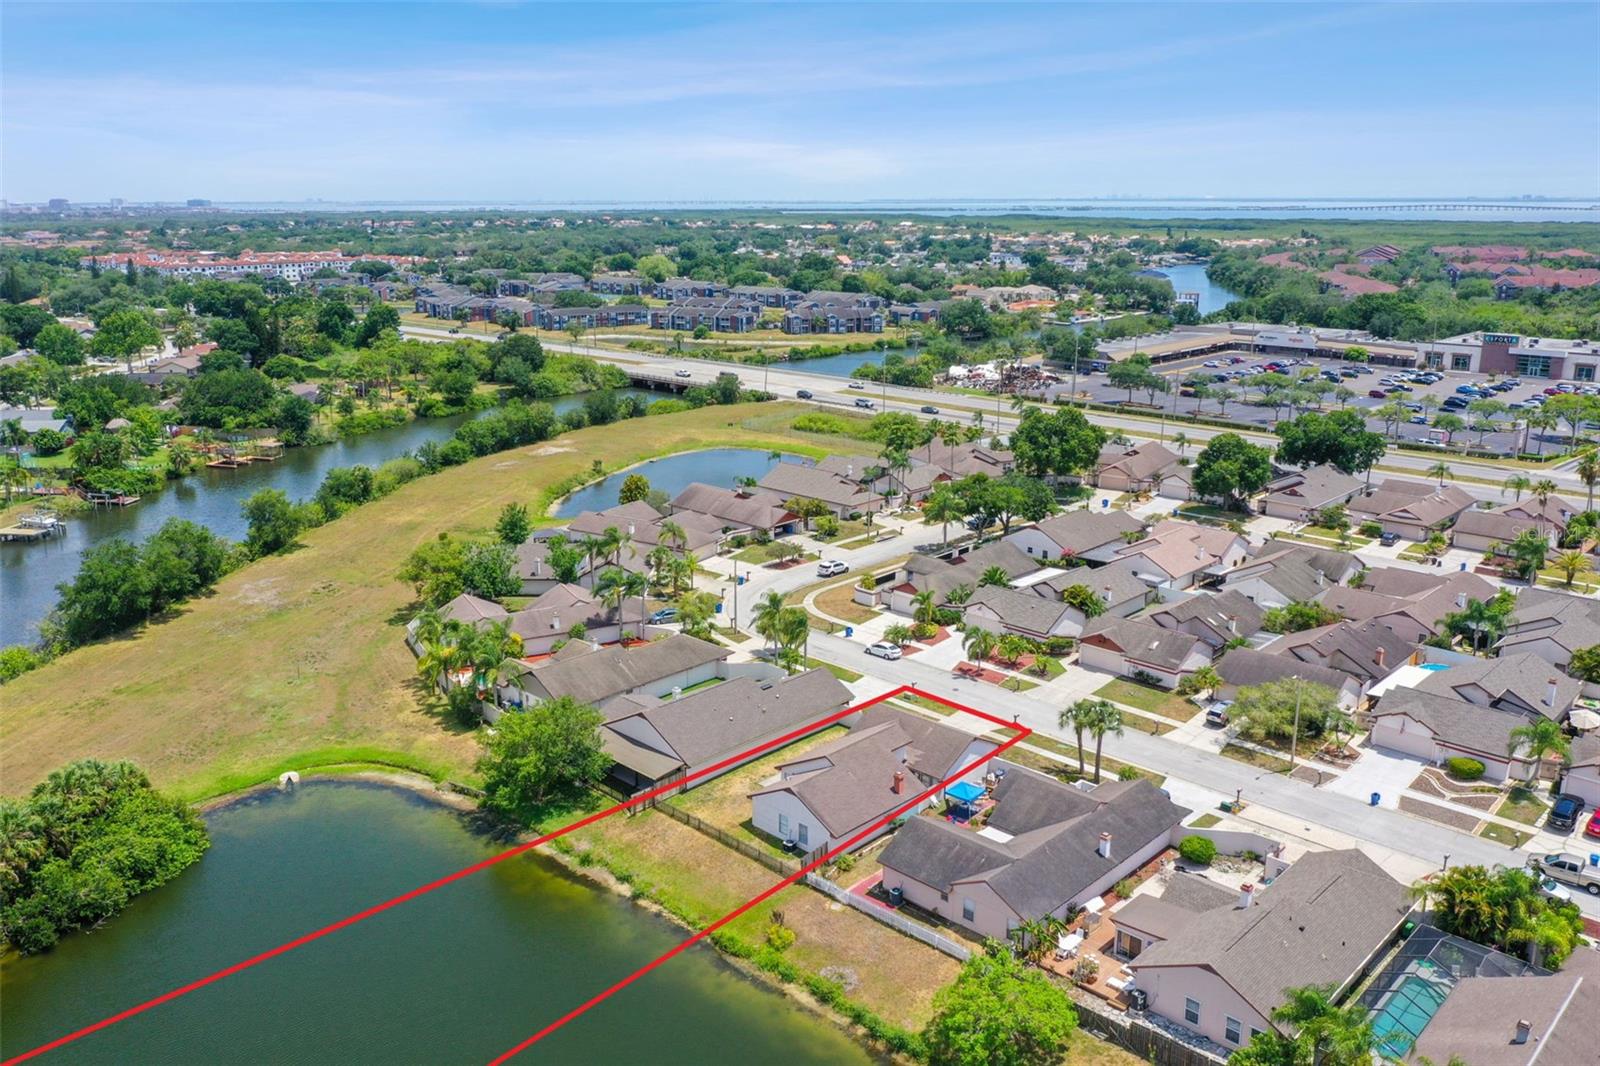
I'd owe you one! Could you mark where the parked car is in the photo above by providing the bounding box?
[817,559,849,577]
[854,397,875,409]
[796,389,813,399]
[1409,414,1428,424]
[1203,360,1224,368]
[1368,389,1388,399]
[1379,531,1400,546]
[674,368,693,378]
[1455,384,1480,395]
[648,607,679,624]
[1585,809,1600,840]
[1538,877,1574,904]
[1548,794,1585,832]
[1530,852,1600,894]
[866,641,903,660]
[1204,703,1232,728]
[920,405,940,414]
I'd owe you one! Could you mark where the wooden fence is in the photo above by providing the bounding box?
[802,873,972,961]
[651,800,802,878]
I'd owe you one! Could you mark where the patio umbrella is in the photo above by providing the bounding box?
[1569,707,1600,731]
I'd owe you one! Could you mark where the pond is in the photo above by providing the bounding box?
[1154,263,1241,315]
[0,389,652,648]
[0,781,876,1066]
[553,447,807,517]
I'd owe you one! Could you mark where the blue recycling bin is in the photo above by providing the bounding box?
[1370,792,1381,807]
[737,574,746,585]
[1590,854,1599,867]
[1101,498,1109,509]
[714,601,723,614]
[844,626,854,638]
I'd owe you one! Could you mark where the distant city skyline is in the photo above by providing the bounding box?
[4,2,1597,203]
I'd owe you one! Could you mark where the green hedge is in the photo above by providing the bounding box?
[1445,757,1486,781]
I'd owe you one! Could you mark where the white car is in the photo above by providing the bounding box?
[1203,359,1223,368]
[817,559,849,577]
[1539,876,1574,904]
[673,369,693,378]
[847,381,866,389]
[866,641,903,660]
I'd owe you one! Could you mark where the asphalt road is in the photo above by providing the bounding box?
[402,322,1590,496]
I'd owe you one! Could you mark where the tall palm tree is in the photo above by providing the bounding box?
[753,589,787,654]
[1426,461,1452,487]
[940,420,962,472]
[1527,411,1558,457]
[601,524,631,567]
[646,545,675,590]
[1578,453,1600,511]
[668,555,695,595]
[1170,431,1189,456]
[577,534,607,581]
[1508,717,1570,785]
[657,519,688,553]
[1268,984,1380,1066]
[1502,473,1533,501]
[910,589,939,628]
[411,605,446,648]
[597,567,649,635]
[1086,702,1124,782]
[924,487,964,545]
[775,606,811,672]
[1061,698,1112,778]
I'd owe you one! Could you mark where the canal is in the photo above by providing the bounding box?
[0,780,877,1066]
[1154,263,1240,315]
[0,390,653,648]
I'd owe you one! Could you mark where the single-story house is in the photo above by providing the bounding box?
[757,461,881,518]
[1260,465,1363,523]
[1005,509,1146,564]
[1314,569,1496,645]
[1414,652,1580,721]
[1147,589,1265,651]
[879,541,1042,616]
[504,583,648,655]
[921,441,1013,480]
[0,405,71,435]
[1079,616,1210,689]
[1451,495,1579,553]
[1367,688,1540,782]
[1213,647,1363,710]
[1266,619,1420,688]
[671,483,800,536]
[1130,850,1413,1049]
[600,669,854,792]
[1346,479,1476,542]
[1113,520,1249,591]
[1093,443,1189,499]
[496,633,730,717]
[1216,544,1363,609]
[878,770,1189,941]
[1409,947,1600,1066]
[749,707,998,854]
[1559,733,1600,808]
[1032,558,1155,620]
[1494,588,1600,670]
[1110,873,1237,961]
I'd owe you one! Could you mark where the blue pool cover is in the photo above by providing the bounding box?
[947,781,985,804]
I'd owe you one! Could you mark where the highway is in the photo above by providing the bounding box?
[403,323,1588,496]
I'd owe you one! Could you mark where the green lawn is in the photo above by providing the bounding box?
[732,541,815,564]
[836,530,898,551]
[1495,786,1550,826]
[1093,679,1200,721]
[1478,822,1533,848]
[813,518,872,542]
[1188,813,1222,829]
[1220,743,1292,773]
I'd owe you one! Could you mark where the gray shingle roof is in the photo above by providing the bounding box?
[603,669,851,772]
[1413,948,1600,1066]
[439,593,509,626]
[513,634,728,704]
[1149,588,1265,642]
[1215,647,1355,695]
[1016,509,1145,556]
[1371,687,1528,758]
[1131,850,1412,1023]
[1268,618,1417,682]
[1082,615,1204,672]
[1415,652,1579,721]
[879,771,1189,919]
[758,462,874,510]
[1262,464,1361,511]
[1042,557,1154,611]
[964,585,1073,637]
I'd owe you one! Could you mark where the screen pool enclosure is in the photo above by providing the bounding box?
[1356,923,1544,1058]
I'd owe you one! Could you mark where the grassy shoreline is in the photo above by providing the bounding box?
[0,403,846,799]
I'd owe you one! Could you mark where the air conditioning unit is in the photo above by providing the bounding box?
[1128,988,1149,1012]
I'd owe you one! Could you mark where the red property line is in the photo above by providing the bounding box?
[4,684,1023,1066]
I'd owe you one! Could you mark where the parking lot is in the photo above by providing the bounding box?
[1044,351,1581,454]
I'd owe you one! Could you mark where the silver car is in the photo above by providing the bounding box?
[866,641,903,660]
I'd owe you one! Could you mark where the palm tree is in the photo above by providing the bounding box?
[1553,550,1593,588]
[411,605,446,648]
[946,583,974,606]
[940,420,962,471]
[1267,984,1380,1066]
[668,555,695,595]
[753,589,787,654]
[1526,411,1558,457]
[774,606,811,673]
[1508,717,1570,786]
[1170,431,1189,456]
[1502,473,1533,501]
[924,487,964,545]
[961,626,996,666]
[1578,453,1600,511]
[1085,702,1124,782]
[601,524,632,567]
[910,589,939,629]
[676,590,719,641]
[646,545,675,590]
[997,633,1030,666]
[1426,461,1452,487]
[577,534,607,580]
[978,565,1012,589]
[657,519,688,553]
[1454,595,1507,653]
[1061,698,1111,778]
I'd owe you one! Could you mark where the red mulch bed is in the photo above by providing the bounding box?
[954,661,1012,685]
[766,558,807,570]
[918,626,953,646]
[899,644,923,657]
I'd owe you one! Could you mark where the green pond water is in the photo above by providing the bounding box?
[0,781,875,1065]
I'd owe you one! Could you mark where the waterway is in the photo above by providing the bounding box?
[0,781,875,1065]
[0,389,653,648]
[554,447,799,517]
[1155,263,1241,315]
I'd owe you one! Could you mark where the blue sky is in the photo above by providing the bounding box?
[4,2,1597,203]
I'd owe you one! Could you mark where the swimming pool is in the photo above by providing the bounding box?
[1370,973,1451,1057]
[1419,663,1450,671]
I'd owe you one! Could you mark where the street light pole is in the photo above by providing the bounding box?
[1289,685,1303,769]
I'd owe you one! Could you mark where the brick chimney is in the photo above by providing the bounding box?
[1237,883,1257,909]
[1097,832,1112,859]
[1374,646,1387,670]
[892,770,905,794]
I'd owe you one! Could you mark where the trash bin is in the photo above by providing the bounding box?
[844,625,854,638]
[736,574,746,585]
[714,601,723,614]
[888,886,903,907]
[1370,792,1381,807]
[1590,854,1599,867]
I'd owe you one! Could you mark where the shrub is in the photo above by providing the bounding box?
[1445,756,1486,781]
[831,852,858,874]
[1112,878,1138,899]
[1359,520,1383,538]
[1178,835,1217,865]
[1116,766,1141,782]
[765,923,796,952]
[814,514,840,538]
[1072,955,1100,984]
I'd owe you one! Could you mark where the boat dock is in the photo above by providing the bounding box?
[0,510,67,542]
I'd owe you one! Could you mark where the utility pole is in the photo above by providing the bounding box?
[1289,685,1303,769]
